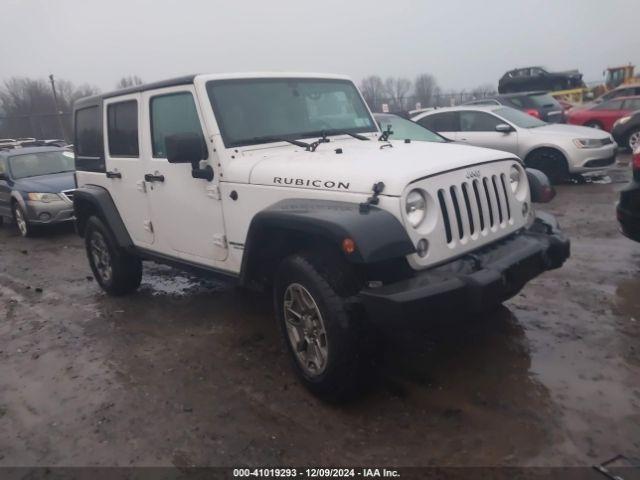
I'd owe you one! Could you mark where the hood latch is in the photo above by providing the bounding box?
[359,182,385,213]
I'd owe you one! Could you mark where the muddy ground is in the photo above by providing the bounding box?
[0,155,639,468]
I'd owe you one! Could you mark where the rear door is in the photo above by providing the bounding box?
[103,95,155,246]
[456,110,519,155]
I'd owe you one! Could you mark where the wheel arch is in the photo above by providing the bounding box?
[73,185,133,249]
[524,145,570,168]
[239,198,415,288]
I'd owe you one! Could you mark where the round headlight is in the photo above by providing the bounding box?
[509,165,521,193]
[405,189,426,228]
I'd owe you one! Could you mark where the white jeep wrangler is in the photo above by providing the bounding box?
[72,73,569,400]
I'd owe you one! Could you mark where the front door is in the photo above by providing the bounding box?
[141,87,227,266]
[456,110,519,155]
[103,95,155,246]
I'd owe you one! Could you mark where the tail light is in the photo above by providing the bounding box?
[633,149,640,181]
[525,108,541,119]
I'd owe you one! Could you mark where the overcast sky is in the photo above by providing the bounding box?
[3,0,638,92]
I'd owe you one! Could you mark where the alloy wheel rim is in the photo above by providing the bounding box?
[629,131,640,151]
[15,208,27,236]
[90,231,113,283]
[283,283,329,377]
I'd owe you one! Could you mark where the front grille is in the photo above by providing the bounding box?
[436,174,513,245]
[61,189,75,203]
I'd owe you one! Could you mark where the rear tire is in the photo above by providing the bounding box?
[525,148,569,184]
[274,253,369,402]
[85,216,142,296]
[12,202,33,237]
[625,127,640,152]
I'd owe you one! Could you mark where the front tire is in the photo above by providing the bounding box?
[13,203,33,237]
[274,254,367,402]
[525,149,569,184]
[85,216,142,296]
[626,127,640,152]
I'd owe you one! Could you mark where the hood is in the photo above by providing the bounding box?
[528,123,611,139]
[13,171,75,193]
[240,140,515,196]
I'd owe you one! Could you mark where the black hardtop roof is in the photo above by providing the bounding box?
[0,146,67,157]
[74,74,197,110]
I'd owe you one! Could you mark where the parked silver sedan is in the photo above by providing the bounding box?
[412,105,617,182]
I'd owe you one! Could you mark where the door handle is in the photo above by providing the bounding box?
[106,171,122,179]
[144,173,165,183]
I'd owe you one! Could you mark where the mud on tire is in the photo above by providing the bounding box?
[85,215,142,296]
[274,253,371,402]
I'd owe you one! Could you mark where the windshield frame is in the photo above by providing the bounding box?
[206,77,379,149]
[8,150,75,179]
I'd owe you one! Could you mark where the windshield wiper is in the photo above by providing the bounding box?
[242,136,311,149]
[326,130,369,141]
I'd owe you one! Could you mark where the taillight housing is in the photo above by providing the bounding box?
[525,108,541,119]
[633,149,640,181]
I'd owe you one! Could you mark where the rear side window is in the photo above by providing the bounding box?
[593,100,624,111]
[107,100,139,157]
[525,93,559,108]
[417,112,458,132]
[150,92,208,159]
[75,106,100,157]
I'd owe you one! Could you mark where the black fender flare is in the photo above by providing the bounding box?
[239,198,415,283]
[73,185,133,249]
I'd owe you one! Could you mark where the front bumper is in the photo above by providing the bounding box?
[359,212,570,324]
[572,144,617,172]
[617,179,640,242]
[25,200,75,225]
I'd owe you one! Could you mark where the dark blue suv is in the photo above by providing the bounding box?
[0,146,76,237]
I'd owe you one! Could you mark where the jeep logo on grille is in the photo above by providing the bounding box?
[465,169,481,179]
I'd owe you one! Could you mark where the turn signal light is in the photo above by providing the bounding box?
[342,238,356,255]
[525,109,541,119]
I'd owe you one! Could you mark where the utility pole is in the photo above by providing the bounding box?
[48,74,66,141]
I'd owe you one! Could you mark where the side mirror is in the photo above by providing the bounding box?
[526,168,555,203]
[495,123,513,133]
[166,132,205,164]
[165,132,214,182]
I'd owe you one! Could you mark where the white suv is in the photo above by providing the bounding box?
[72,73,569,400]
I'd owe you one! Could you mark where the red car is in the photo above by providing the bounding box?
[567,95,640,132]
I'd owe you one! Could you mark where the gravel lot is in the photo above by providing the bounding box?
[0,154,638,468]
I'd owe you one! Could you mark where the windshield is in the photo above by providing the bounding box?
[206,78,377,148]
[374,114,446,143]
[9,151,75,179]
[493,107,546,128]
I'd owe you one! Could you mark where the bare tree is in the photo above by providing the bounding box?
[359,75,385,111]
[414,74,438,108]
[470,83,498,100]
[384,77,412,111]
[116,75,144,89]
[0,77,99,139]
